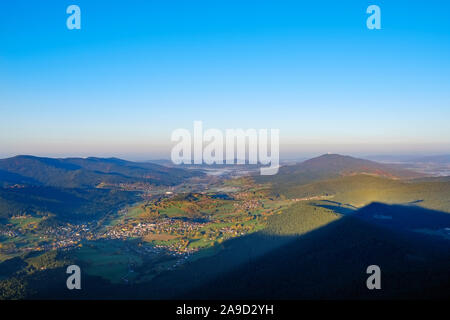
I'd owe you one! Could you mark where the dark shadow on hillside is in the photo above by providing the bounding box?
[23,231,300,299]
[408,199,424,204]
[354,202,450,230]
[18,203,450,300]
[0,186,139,222]
[328,200,358,209]
[312,202,356,215]
[177,204,450,300]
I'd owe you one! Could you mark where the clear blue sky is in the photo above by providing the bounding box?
[1,0,449,159]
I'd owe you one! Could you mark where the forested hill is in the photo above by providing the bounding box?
[256,154,423,188]
[0,155,201,188]
[0,155,202,221]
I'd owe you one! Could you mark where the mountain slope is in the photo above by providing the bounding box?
[274,174,450,212]
[0,170,41,187]
[0,155,200,188]
[0,186,139,220]
[296,154,419,178]
[255,154,424,196]
[0,155,202,221]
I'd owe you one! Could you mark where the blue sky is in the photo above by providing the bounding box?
[1,0,449,159]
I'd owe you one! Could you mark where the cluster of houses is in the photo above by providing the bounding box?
[0,228,17,238]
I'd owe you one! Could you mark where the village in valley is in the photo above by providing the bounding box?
[0,174,291,283]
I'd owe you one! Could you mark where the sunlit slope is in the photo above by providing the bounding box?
[263,201,340,236]
[272,175,450,213]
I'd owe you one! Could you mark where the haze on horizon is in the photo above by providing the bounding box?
[1,1,449,160]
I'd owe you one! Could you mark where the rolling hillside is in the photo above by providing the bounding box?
[0,156,202,221]
[253,154,450,212]
[256,154,423,190]
[0,155,201,188]
[276,174,450,212]
[0,186,139,220]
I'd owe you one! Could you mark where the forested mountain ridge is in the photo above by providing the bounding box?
[0,156,202,221]
[256,154,423,189]
[0,155,201,188]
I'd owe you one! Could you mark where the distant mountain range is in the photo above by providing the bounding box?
[367,154,450,164]
[0,153,438,222]
[0,155,202,188]
[0,153,429,193]
[286,154,421,178]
